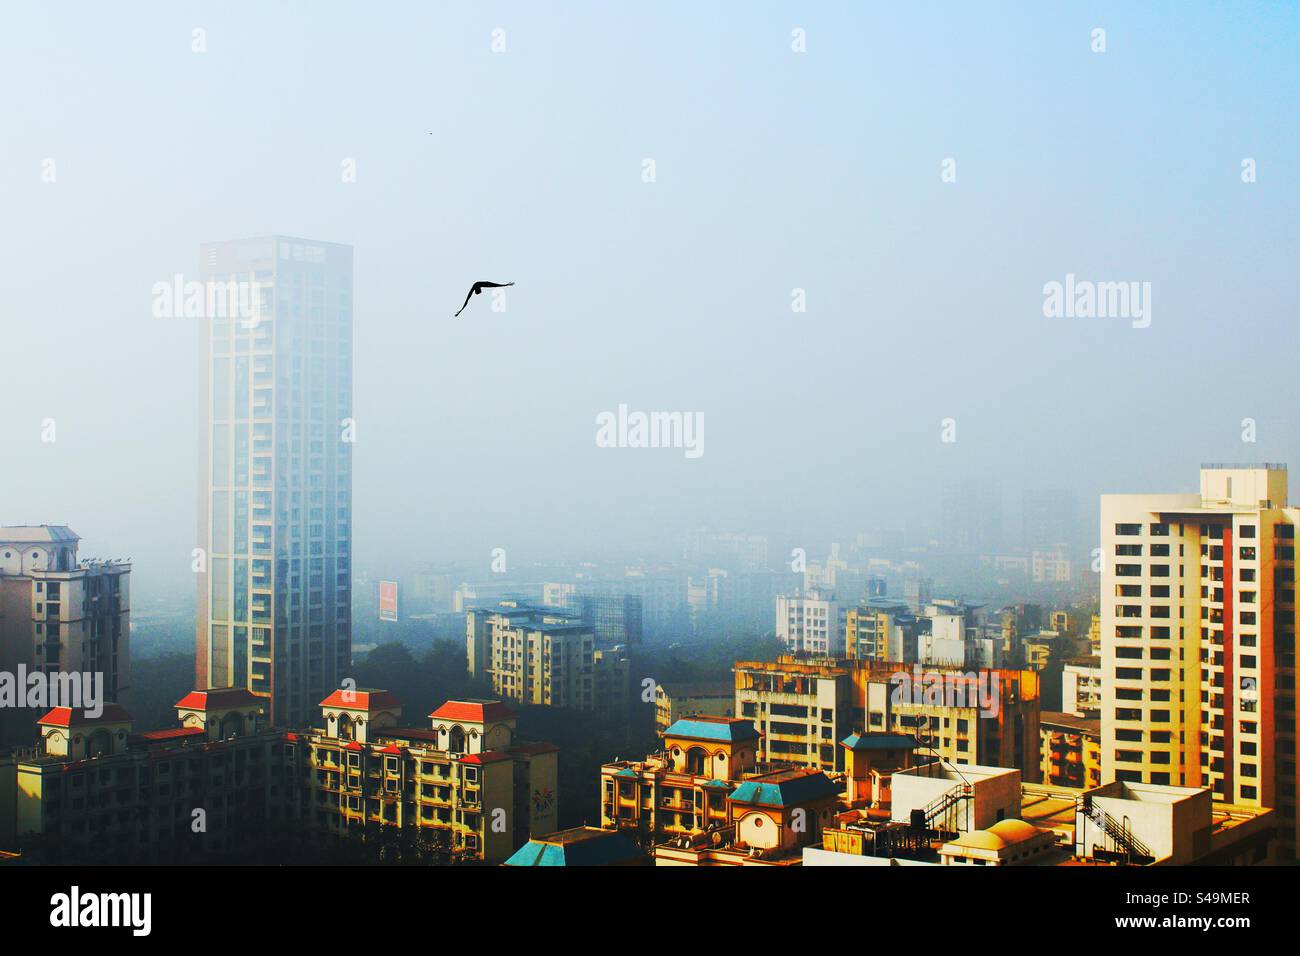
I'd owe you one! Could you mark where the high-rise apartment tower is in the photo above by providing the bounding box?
[196,236,354,727]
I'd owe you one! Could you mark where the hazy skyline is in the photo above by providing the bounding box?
[2,2,1297,597]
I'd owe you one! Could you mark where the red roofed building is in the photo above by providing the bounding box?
[321,689,403,712]
[36,705,134,759]
[299,693,559,863]
[429,700,516,724]
[318,688,402,743]
[8,687,560,867]
[37,704,134,729]
[176,687,267,742]
[14,693,293,863]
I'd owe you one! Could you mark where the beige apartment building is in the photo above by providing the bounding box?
[467,601,596,711]
[1100,464,1298,856]
[734,656,1041,778]
[845,599,914,662]
[653,681,734,733]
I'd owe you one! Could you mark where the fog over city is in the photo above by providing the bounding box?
[2,2,1296,604]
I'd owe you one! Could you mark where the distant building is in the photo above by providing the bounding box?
[775,590,842,656]
[592,646,634,726]
[541,582,576,609]
[0,526,131,747]
[1031,546,1073,584]
[845,599,915,663]
[1062,656,1102,717]
[940,480,1004,554]
[902,576,933,613]
[735,656,1041,779]
[1020,630,1058,672]
[544,577,686,644]
[195,236,354,729]
[466,602,595,711]
[706,569,797,635]
[1039,711,1101,789]
[654,681,734,733]
[409,568,456,614]
[683,529,768,572]
[917,601,969,667]
[1021,488,1080,552]
[575,593,643,646]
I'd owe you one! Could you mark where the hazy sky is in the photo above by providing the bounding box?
[1,2,1296,593]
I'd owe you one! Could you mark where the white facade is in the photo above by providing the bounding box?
[1031,545,1073,583]
[1062,658,1102,717]
[776,590,843,655]
[890,763,1022,833]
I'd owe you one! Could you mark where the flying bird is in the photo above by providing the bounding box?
[454,281,514,317]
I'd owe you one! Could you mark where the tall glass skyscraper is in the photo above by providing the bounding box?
[196,236,353,728]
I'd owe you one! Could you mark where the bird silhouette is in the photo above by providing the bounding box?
[454,281,514,317]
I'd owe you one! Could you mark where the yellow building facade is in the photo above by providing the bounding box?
[6,689,556,866]
[1100,465,1300,856]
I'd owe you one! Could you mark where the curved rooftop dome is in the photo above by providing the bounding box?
[987,819,1043,844]
[950,830,1007,851]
